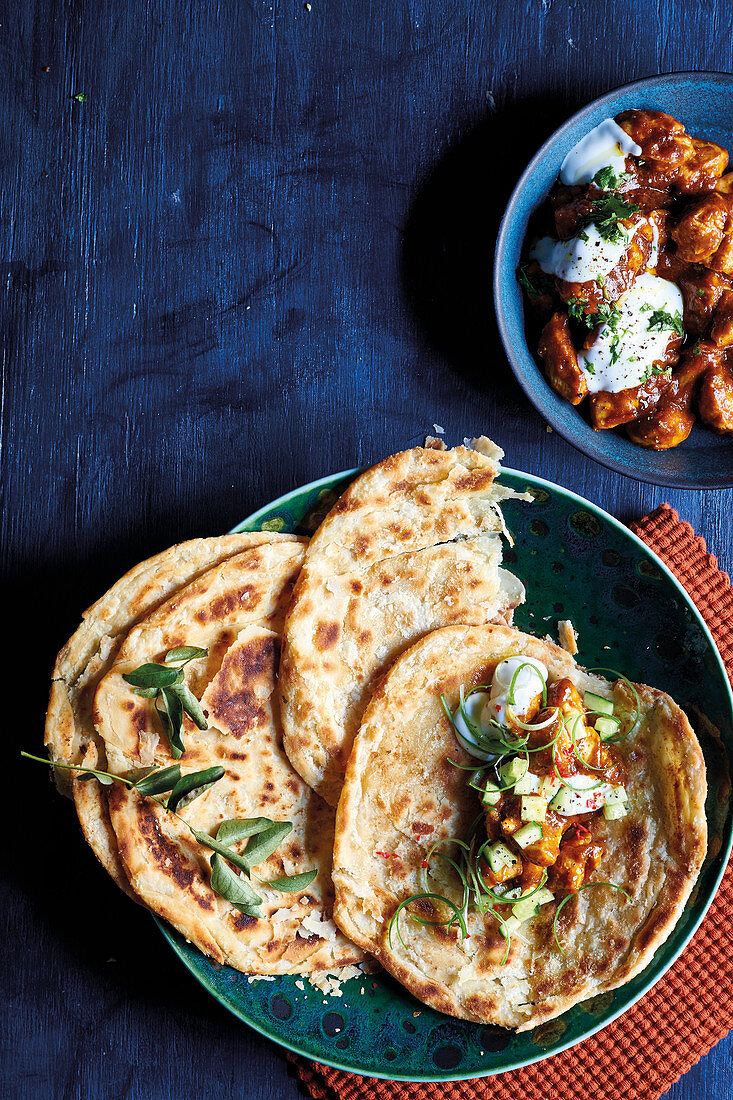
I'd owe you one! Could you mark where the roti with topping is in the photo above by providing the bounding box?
[332,623,707,1029]
[279,438,529,807]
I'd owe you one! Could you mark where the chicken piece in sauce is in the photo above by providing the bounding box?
[554,216,654,314]
[626,343,714,448]
[538,313,588,405]
[698,358,733,434]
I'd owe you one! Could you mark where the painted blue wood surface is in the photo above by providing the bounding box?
[2,0,732,1096]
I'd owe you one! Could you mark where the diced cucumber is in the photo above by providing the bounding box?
[604,785,627,806]
[487,841,521,877]
[595,716,621,740]
[548,782,601,816]
[584,691,614,716]
[512,897,541,922]
[482,780,501,806]
[521,795,548,822]
[502,915,523,936]
[539,774,562,799]
[603,802,628,821]
[498,757,528,786]
[513,822,543,849]
[514,770,540,795]
[533,888,554,907]
[502,886,523,901]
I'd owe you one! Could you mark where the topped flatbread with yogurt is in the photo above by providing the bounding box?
[332,624,707,1029]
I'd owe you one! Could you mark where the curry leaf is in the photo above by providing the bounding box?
[132,686,160,698]
[243,821,293,867]
[217,818,275,846]
[157,689,185,758]
[210,854,262,916]
[191,829,252,875]
[133,764,182,796]
[265,869,318,892]
[123,663,182,689]
[167,766,225,812]
[167,680,208,730]
[164,646,208,665]
[78,770,114,786]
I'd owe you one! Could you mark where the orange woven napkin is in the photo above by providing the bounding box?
[289,504,733,1100]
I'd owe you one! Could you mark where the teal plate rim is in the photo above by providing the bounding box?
[154,466,733,1081]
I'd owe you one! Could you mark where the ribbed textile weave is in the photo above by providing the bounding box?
[289,505,733,1100]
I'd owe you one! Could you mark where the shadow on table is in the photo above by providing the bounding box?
[401,92,578,408]
[1,525,270,1046]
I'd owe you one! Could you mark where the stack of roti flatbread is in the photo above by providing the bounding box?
[45,438,527,979]
[45,436,705,1021]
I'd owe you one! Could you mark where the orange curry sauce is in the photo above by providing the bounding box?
[479,679,625,897]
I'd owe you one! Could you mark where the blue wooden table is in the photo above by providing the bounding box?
[2,1,732,1096]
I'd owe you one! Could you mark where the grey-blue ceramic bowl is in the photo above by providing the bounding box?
[494,72,733,489]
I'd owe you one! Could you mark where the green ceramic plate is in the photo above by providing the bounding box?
[156,468,733,1081]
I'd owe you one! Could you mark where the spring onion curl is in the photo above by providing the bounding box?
[420,838,470,916]
[388,893,468,950]
[553,881,632,954]
[552,740,604,792]
[585,668,642,742]
[507,660,548,710]
[474,848,549,905]
[460,685,529,754]
[440,691,528,758]
[567,711,609,774]
[508,706,559,732]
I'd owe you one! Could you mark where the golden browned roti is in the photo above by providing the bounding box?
[46,533,364,973]
[45,534,269,894]
[280,439,530,807]
[332,624,707,1029]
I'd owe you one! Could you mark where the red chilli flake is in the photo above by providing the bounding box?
[421,859,428,867]
[376,851,390,859]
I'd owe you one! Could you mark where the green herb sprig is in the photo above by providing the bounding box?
[22,753,317,916]
[592,166,632,191]
[579,193,640,245]
[646,309,684,337]
[123,646,209,758]
[518,263,555,300]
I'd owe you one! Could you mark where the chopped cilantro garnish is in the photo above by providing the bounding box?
[592,166,632,191]
[518,263,555,300]
[579,193,639,244]
[641,363,672,383]
[608,337,622,367]
[567,296,589,323]
[647,309,684,337]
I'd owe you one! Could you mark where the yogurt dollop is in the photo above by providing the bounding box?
[560,118,642,187]
[578,273,684,393]
[451,656,549,759]
[531,225,630,284]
